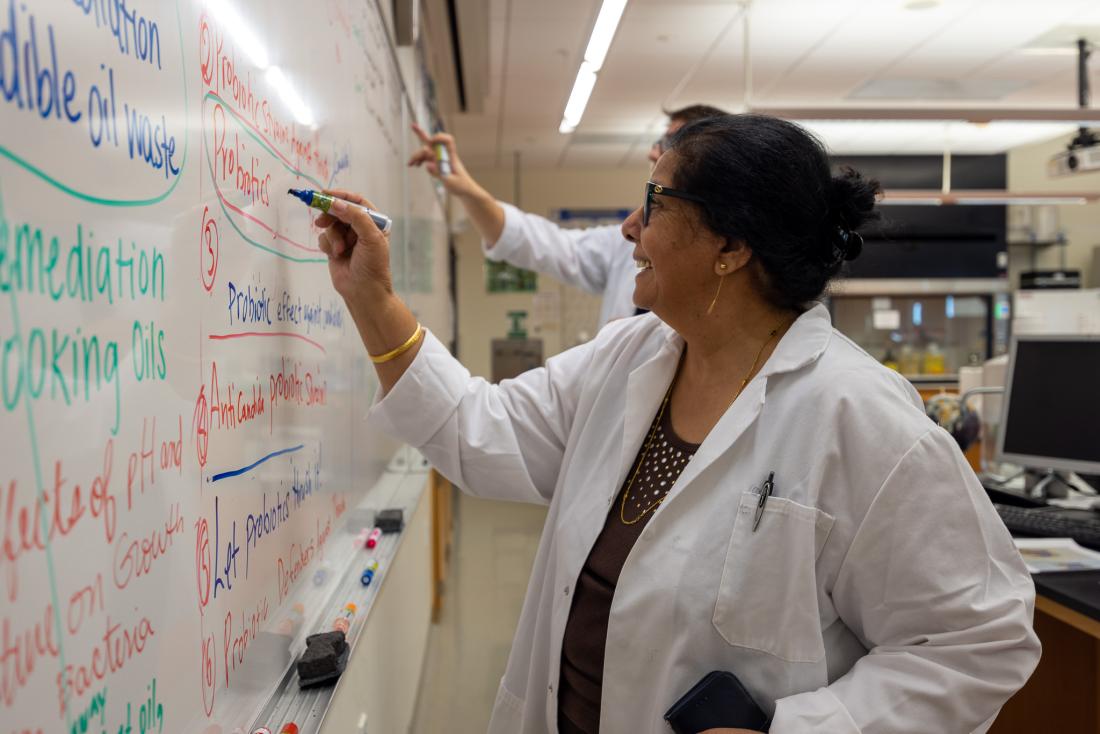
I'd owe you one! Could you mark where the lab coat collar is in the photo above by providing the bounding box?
[653,302,833,379]
[634,303,833,513]
[758,302,833,379]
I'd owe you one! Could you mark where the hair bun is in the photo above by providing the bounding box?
[834,227,863,261]
[828,167,881,262]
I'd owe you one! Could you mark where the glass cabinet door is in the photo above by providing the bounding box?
[831,295,991,379]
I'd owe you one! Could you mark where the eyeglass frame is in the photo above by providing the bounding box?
[643,180,708,227]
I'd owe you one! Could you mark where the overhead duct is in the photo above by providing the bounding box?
[419,0,489,115]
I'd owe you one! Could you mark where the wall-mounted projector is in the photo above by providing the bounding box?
[1049,137,1100,176]
[1047,126,1100,176]
[1047,39,1098,177]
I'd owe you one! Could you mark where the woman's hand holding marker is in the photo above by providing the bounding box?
[314,186,422,391]
[314,188,393,306]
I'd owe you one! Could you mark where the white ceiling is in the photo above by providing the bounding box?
[448,0,1100,168]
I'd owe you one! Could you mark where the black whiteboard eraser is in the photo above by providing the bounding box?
[304,630,347,652]
[376,508,404,533]
[297,631,349,688]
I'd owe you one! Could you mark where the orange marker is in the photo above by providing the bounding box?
[332,602,357,633]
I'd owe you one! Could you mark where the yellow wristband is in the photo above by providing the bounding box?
[370,323,424,364]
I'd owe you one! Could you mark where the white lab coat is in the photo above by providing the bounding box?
[484,203,638,328]
[369,304,1040,734]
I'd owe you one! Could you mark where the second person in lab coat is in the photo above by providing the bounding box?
[317,114,1040,734]
[408,104,727,329]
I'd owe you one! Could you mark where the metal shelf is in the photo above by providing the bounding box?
[1007,239,1067,248]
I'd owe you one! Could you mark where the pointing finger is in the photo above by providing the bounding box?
[411,122,432,145]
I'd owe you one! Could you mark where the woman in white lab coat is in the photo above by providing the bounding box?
[316,115,1040,734]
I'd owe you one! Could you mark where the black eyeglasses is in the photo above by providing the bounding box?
[643,180,708,226]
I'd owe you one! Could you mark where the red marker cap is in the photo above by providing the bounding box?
[280,725,299,734]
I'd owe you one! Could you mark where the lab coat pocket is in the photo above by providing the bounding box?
[712,492,835,663]
[487,678,526,734]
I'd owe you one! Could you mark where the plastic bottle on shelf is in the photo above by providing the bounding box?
[898,344,921,375]
[881,348,899,372]
[923,342,946,374]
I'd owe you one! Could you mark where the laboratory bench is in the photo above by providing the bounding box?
[991,573,1100,732]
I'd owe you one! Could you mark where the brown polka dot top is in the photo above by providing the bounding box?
[558,401,701,734]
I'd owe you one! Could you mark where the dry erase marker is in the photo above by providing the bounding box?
[332,602,357,633]
[287,188,392,234]
[361,559,380,586]
[280,724,299,734]
[365,527,381,549]
[433,142,452,176]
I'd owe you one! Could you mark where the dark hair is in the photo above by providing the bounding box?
[664,104,729,125]
[667,114,881,309]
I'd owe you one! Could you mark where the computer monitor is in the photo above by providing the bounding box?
[996,334,1100,476]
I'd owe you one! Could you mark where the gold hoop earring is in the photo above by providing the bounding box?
[706,275,725,315]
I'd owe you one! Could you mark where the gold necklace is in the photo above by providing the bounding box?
[619,319,790,525]
[619,385,674,525]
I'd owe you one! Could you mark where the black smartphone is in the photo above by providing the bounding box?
[663,670,770,733]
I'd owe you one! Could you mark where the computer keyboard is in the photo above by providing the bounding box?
[993,504,1100,551]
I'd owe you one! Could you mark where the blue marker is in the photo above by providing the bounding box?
[360,559,380,587]
[287,188,392,234]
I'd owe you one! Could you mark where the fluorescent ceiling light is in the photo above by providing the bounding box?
[205,1,269,69]
[266,67,315,127]
[1019,47,1081,56]
[583,0,628,71]
[560,0,629,134]
[560,62,598,133]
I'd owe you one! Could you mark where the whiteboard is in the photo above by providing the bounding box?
[0,1,450,732]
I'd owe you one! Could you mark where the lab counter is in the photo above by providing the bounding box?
[991,573,1100,732]
[1033,571,1100,622]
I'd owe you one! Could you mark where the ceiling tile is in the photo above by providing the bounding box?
[453,0,1100,165]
